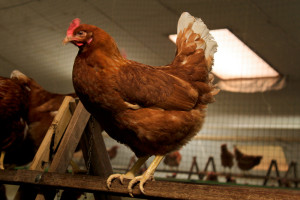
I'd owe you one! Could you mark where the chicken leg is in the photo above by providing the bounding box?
[107,156,150,188]
[128,155,164,196]
[0,151,5,170]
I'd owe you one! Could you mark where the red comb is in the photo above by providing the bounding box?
[67,18,81,37]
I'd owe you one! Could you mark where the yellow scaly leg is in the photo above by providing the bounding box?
[70,160,80,174]
[0,151,6,170]
[107,156,150,188]
[128,155,164,197]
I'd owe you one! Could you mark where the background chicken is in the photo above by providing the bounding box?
[163,151,182,178]
[205,171,218,182]
[234,146,263,172]
[10,70,76,152]
[225,174,236,184]
[0,75,29,169]
[164,151,182,167]
[220,144,234,173]
[64,12,218,196]
[107,145,119,160]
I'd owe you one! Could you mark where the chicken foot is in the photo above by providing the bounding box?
[107,156,149,188]
[0,151,5,170]
[128,155,164,197]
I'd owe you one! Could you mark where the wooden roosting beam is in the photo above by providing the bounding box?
[0,169,300,200]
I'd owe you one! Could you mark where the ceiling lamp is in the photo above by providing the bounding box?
[169,29,285,92]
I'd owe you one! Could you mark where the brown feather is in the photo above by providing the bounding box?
[0,76,29,163]
[116,62,198,111]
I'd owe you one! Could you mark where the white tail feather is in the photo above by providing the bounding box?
[177,12,217,60]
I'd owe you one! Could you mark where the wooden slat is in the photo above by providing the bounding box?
[70,99,120,200]
[30,96,74,171]
[48,101,90,173]
[52,97,74,151]
[14,96,74,200]
[1,170,300,200]
[80,118,121,200]
[81,118,113,177]
[35,101,91,200]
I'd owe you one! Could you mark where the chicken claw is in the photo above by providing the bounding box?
[128,155,164,197]
[107,173,133,188]
[128,174,155,197]
[107,156,150,189]
[107,174,120,188]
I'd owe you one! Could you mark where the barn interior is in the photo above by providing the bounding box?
[0,0,299,199]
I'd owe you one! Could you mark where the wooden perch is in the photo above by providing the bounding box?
[14,96,75,200]
[14,98,119,200]
[264,160,282,186]
[188,156,201,180]
[30,96,74,171]
[1,169,300,200]
[113,167,300,183]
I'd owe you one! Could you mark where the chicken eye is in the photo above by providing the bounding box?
[76,31,85,36]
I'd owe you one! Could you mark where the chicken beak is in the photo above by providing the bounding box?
[62,36,72,45]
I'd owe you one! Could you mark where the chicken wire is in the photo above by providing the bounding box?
[104,79,300,188]
[97,1,300,189]
[0,0,298,194]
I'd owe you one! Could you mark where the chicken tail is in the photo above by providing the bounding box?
[172,12,219,104]
[254,156,263,165]
[176,12,217,70]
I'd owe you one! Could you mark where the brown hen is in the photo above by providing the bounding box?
[63,12,218,196]
[221,144,234,172]
[0,75,29,169]
[164,151,182,178]
[164,151,182,168]
[234,146,263,171]
[11,70,76,152]
[107,145,119,160]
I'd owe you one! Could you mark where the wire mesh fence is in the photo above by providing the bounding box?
[0,0,299,195]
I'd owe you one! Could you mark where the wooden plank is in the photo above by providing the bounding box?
[1,170,300,200]
[80,117,121,200]
[47,101,90,173]
[14,96,74,200]
[70,100,120,200]
[35,101,91,200]
[80,118,113,177]
[30,96,74,171]
[52,97,74,151]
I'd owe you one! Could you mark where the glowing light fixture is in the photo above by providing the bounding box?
[169,29,279,80]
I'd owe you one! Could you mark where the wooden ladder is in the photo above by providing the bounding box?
[14,96,120,200]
